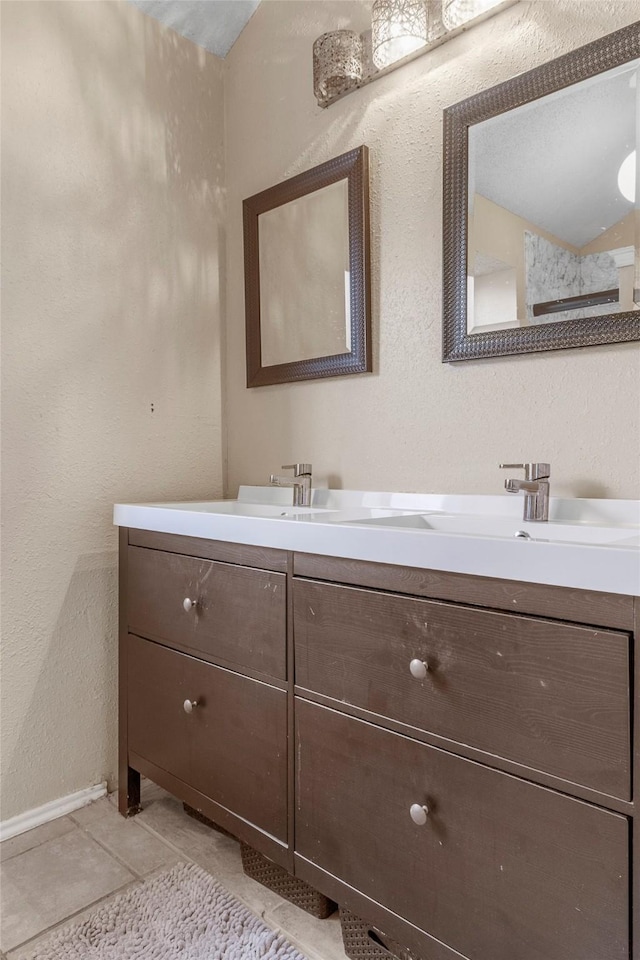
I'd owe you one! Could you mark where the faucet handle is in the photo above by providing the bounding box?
[281,463,312,476]
[499,462,550,480]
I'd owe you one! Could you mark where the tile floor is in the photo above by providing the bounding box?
[0,780,348,960]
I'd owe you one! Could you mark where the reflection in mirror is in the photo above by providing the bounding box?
[467,58,638,335]
[443,22,640,361]
[244,146,371,387]
[259,180,350,366]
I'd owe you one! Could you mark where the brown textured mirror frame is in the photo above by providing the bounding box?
[442,21,640,362]
[243,146,371,387]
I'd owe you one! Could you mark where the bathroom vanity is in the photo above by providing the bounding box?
[115,489,640,960]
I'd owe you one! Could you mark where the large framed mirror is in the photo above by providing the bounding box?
[443,22,640,361]
[243,146,371,386]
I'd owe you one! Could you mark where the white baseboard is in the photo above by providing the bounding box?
[0,782,108,842]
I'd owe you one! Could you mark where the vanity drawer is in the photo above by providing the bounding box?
[127,635,287,840]
[294,579,631,798]
[295,699,629,960]
[127,546,286,680]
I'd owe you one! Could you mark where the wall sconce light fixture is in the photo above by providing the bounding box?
[442,0,504,29]
[313,0,516,108]
[372,0,429,70]
[313,30,364,106]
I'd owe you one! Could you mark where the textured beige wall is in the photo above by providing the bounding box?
[224,0,640,499]
[1,1,225,820]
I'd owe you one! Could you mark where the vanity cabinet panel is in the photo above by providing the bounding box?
[127,546,286,680]
[292,553,635,631]
[295,698,629,960]
[127,634,287,841]
[294,578,631,799]
[118,525,638,960]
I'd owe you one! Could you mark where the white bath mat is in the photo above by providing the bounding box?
[25,862,307,959]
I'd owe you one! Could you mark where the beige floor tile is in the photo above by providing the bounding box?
[4,866,187,960]
[136,796,288,918]
[85,814,182,876]
[136,795,232,857]
[139,802,264,895]
[0,819,75,863]
[4,865,313,960]
[140,779,173,805]
[189,832,245,878]
[266,901,348,960]
[137,797,343,949]
[2,796,347,960]
[0,829,134,952]
[68,796,113,827]
[4,898,120,960]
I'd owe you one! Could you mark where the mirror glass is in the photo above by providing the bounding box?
[259,180,351,366]
[244,146,371,387]
[467,59,638,334]
[442,22,640,361]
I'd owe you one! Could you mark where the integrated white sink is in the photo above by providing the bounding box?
[144,500,339,520]
[114,487,640,596]
[351,512,640,546]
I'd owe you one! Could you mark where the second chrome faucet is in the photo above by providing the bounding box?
[269,463,313,507]
[500,462,550,521]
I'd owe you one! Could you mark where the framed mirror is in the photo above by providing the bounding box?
[443,22,640,361]
[243,146,371,386]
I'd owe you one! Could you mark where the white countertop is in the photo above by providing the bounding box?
[114,487,640,597]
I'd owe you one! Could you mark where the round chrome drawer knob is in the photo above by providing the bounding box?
[183,699,198,714]
[409,803,429,825]
[183,598,197,612]
[409,659,429,680]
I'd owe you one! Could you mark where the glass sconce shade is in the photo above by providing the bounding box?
[442,0,503,30]
[313,30,364,103]
[372,0,429,70]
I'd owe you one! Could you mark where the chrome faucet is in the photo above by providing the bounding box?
[269,463,313,507]
[499,462,550,522]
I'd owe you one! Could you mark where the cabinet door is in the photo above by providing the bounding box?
[128,546,286,679]
[294,578,631,798]
[295,699,629,960]
[127,635,287,840]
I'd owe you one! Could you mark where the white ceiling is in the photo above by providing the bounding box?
[128,0,260,58]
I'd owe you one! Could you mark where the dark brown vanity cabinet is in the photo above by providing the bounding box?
[294,578,631,799]
[127,543,287,680]
[119,531,639,959]
[292,556,638,960]
[295,699,628,960]
[118,529,290,867]
[127,635,287,841]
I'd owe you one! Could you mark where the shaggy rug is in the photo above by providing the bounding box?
[25,862,307,959]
